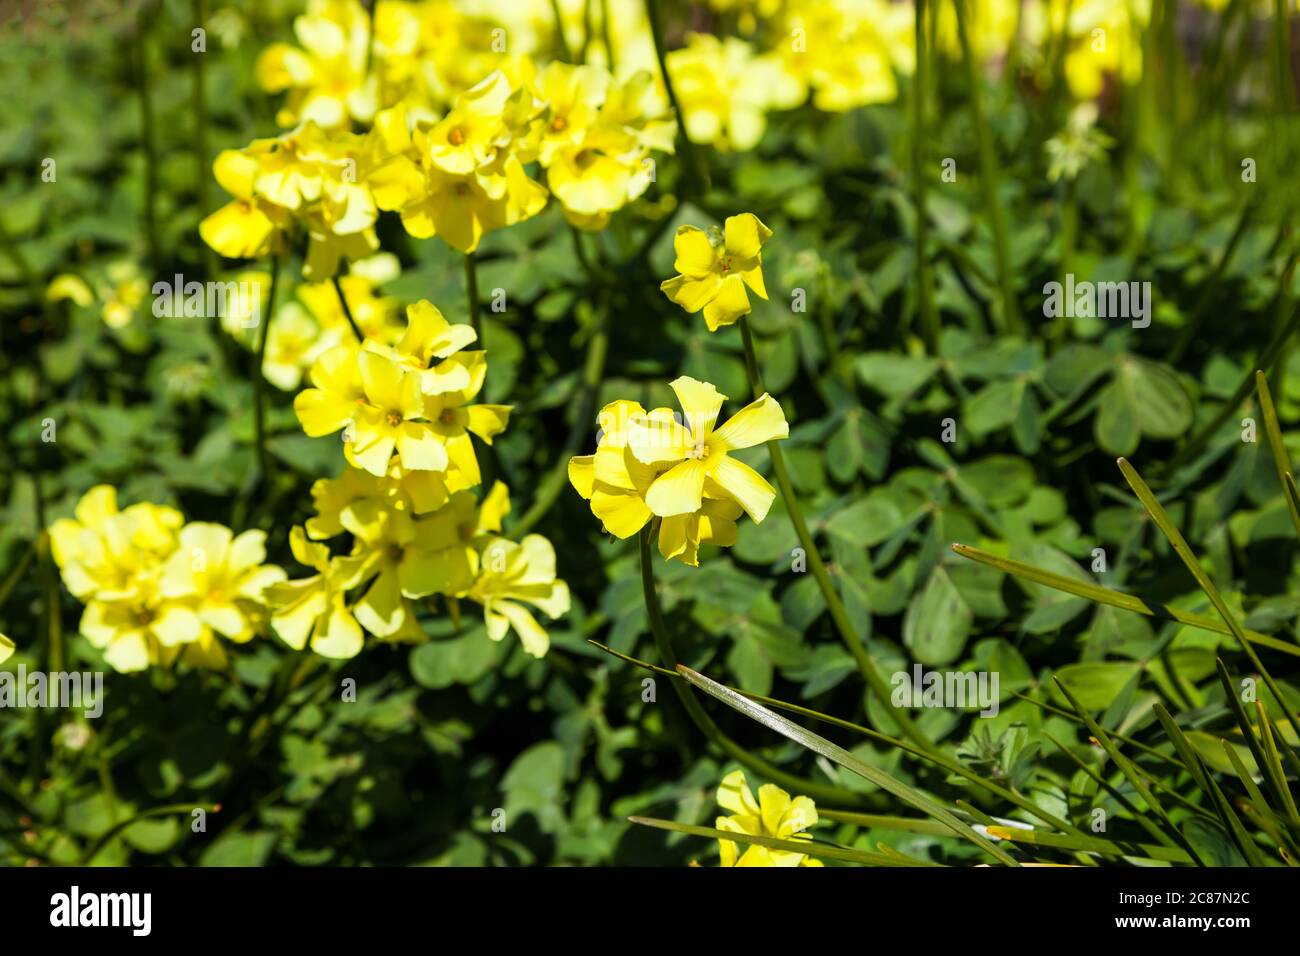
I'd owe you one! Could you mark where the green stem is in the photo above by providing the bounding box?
[191,0,214,278]
[737,317,936,754]
[253,255,281,487]
[954,0,1021,336]
[600,0,616,74]
[549,0,573,62]
[134,10,160,273]
[644,0,708,193]
[464,251,482,342]
[366,0,378,76]
[913,0,939,352]
[331,275,366,342]
[639,527,866,806]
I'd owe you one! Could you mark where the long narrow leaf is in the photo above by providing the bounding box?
[676,665,1022,866]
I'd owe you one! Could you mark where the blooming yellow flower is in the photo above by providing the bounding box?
[266,527,365,659]
[421,352,512,489]
[376,299,479,394]
[47,263,149,329]
[568,399,744,565]
[775,0,912,112]
[256,0,378,129]
[79,593,204,673]
[307,463,450,539]
[200,149,291,261]
[661,213,772,331]
[469,535,570,658]
[49,487,183,603]
[667,34,800,151]
[626,376,788,522]
[715,770,822,867]
[159,523,286,645]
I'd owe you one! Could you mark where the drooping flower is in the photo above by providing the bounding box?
[265,527,365,659]
[715,770,822,867]
[661,214,772,331]
[468,535,570,658]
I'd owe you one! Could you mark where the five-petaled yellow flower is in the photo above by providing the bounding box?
[661,213,773,331]
[715,769,822,867]
[626,376,788,524]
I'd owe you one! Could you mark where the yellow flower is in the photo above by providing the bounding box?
[261,301,330,391]
[666,34,799,151]
[307,463,450,540]
[568,400,744,565]
[293,343,453,477]
[469,535,570,658]
[424,71,515,175]
[256,0,378,129]
[421,352,512,489]
[715,770,822,867]
[200,149,291,261]
[266,527,365,659]
[47,264,148,329]
[375,299,479,394]
[661,213,772,331]
[776,0,911,112]
[79,593,204,673]
[626,376,788,522]
[0,633,14,665]
[49,487,183,603]
[159,523,285,645]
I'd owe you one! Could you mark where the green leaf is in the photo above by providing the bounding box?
[903,565,973,665]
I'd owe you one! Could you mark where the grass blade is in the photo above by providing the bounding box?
[1255,370,1300,540]
[625,816,939,867]
[951,543,1300,658]
[1117,456,1297,719]
[676,664,1022,865]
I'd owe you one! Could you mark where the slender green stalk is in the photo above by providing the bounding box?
[600,0,616,74]
[628,815,931,866]
[549,0,574,62]
[366,0,378,76]
[590,639,1085,835]
[737,316,935,753]
[644,0,708,192]
[638,527,867,806]
[135,8,160,273]
[191,0,215,278]
[253,255,281,487]
[953,0,1022,335]
[912,0,939,352]
[464,251,482,341]
[330,275,366,342]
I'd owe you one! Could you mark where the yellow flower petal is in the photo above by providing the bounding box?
[712,394,789,451]
[701,273,751,331]
[711,455,777,523]
[724,212,772,261]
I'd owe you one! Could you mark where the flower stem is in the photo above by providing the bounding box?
[737,316,936,754]
[330,274,366,342]
[638,527,868,806]
[953,0,1022,337]
[644,0,709,193]
[912,0,939,352]
[134,10,160,274]
[549,0,574,62]
[464,251,483,341]
[253,254,281,487]
[191,0,215,278]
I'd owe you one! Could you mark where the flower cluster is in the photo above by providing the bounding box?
[568,376,788,566]
[714,770,822,867]
[49,487,285,673]
[271,299,569,658]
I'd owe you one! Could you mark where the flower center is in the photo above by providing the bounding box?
[720,257,732,274]
[550,115,567,132]
[454,182,471,197]
[448,127,466,146]
[439,408,457,425]
[688,438,711,460]
[385,411,403,427]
